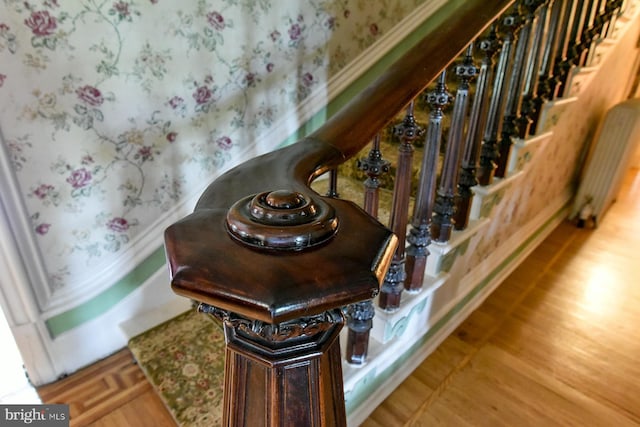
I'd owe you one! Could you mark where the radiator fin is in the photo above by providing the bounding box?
[571,99,640,224]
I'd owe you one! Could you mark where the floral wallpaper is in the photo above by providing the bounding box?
[0,0,426,301]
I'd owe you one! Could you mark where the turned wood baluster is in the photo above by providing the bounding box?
[531,0,566,131]
[496,0,544,178]
[578,0,601,67]
[326,168,340,198]
[592,0,607,41]
[345,134,389,364]
[379,102,423,310]
[551,0,579,98]
[431,47,477,242]
[357,134,390,218]
[568,0,590,62]
[477,7,520,186]
[590,0,610,57]
[563,0,593,74]
[405,74,450,291]
[519,0,552,137]
[455,29,500,231]
[556,0,588,97]
[602,0,618,39]
[605,0,624,39]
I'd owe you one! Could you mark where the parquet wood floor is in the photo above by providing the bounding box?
[38,168,640,426]
[38,348,176,426]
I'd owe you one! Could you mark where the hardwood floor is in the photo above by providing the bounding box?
[38,348,176,426]
[363,167,640,427]
[38,167,640,426]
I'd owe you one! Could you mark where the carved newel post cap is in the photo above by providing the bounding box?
[164,141,397,325]
[226,189,338,250]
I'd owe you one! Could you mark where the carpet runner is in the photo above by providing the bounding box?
[128,310,226,426]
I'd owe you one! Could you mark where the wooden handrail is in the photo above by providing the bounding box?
[163,1,514,425]
[189,0,514,214]
[166,0,515,327]
[314,0,514,158]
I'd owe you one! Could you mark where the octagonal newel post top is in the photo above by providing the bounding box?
[164,141,398,325]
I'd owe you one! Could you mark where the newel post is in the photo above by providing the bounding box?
[164,142,397,427]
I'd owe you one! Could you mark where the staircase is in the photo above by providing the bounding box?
[162,0,640,425]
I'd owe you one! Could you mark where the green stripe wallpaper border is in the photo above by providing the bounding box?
[44,5,453,337]
[344,202,570,414]
[45,246,167,337]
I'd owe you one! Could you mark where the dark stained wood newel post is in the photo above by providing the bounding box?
[378,102,423,311]
[455,29,499,230]
[162,1,514,424]
[431,45,477,242]
[164,141,397,426]
[345,134,390,364]
[200,304,346,426]
[405,74,450,291]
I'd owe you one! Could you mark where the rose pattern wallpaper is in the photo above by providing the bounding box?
[0,0,426,300]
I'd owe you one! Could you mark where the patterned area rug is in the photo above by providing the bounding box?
[128,310,226,426]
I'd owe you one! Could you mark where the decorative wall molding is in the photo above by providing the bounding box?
[507,131,553,175]
[425,217,490,275]
[0,130,53,312]
[469,172,523,221]
[371,272,447,344]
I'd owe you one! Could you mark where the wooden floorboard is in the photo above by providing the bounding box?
[38,349,176,426]
[38,169,640,426]
[365,167,640,426]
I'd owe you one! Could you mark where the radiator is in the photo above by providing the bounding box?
[571,98,640,226]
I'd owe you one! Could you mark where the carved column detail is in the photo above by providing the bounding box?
[431,46,477,242]
[477,8,519,185]
[345,301,376,364]
[379,101,423,308]
[455,29,499,230]
[405,73,450,291]
[345,134,390,364]
[200,304,347,426]
[357,134,390,219]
